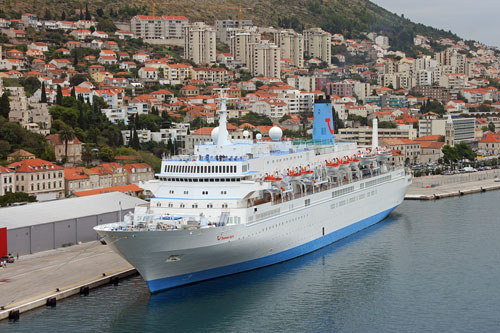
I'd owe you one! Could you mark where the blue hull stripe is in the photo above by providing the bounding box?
[147,206,396,293]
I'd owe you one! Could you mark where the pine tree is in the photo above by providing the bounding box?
[85,3,91,20]
[44,9,52,20]
[130,128,140,149]
[61,11,66,20]
[79,7,83,20]
[134,113,139,128]
[40,82,47,103]
[167,138,174,155]
[56,85,63,105]
[71,86,76,98]
[0,94,10,118]
[78,105,86,129]
[73,51,78,67]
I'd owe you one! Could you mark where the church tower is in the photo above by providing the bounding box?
[445,114,455,147]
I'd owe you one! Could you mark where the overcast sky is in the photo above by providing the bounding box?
[371,0,500,47]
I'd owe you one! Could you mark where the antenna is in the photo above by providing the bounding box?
[214,88,236,146]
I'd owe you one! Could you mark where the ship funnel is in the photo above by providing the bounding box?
[312,95,335,144]
[372,118,379,150]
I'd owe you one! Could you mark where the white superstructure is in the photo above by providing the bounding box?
[95,92,411,293]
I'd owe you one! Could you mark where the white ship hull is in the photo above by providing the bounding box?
[96,169,410,293]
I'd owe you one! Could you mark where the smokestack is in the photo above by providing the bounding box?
[372,118,378,150]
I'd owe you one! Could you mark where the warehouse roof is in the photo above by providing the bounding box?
[0,192,145,230]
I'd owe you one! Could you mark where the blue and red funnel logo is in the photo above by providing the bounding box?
[312,100,335,143]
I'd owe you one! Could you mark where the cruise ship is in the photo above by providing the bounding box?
[95,93,412,293]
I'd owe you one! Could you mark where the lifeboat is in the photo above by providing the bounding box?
[287,169,302,178]
[376,149,392,162]
[326,160,340,172]
[339,159,351,169]
[359,151,377,165]
[301,166,314,175]
[264,174,283,182]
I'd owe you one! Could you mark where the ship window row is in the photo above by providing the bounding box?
[365,175,391,187]
[158,177,242,182]
[165,165,237,174]
[332,186,354,198]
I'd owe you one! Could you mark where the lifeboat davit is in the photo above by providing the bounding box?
[350,158,360,168]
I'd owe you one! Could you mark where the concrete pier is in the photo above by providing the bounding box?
[406,169,500,200]
[0,242,136,321]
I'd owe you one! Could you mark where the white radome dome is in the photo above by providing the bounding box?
[211,127,219,144]
[269,126,283,141]
[243,130,250,139]
[256,133,262,141]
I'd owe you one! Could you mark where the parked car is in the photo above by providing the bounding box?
[1,254,15,263]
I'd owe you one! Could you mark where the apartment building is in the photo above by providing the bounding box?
[215,19,253,43]
[122,163,155,184]
[183,22,216,64]
[130,15,188,43]
[230,30,260,67]
[0,165,15,195]
[273,29,304,68]
[249,40,281,78]
[303,28,331,65]
[8,158,65,199]
[379,138,421,165]
[338,126,418,146]
[439,73,468,90]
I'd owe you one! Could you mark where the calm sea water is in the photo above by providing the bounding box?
[3,191,500,332]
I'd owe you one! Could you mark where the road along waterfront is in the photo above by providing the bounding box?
[406,169,500,199]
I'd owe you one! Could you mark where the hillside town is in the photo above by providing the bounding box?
[0,9,499,203]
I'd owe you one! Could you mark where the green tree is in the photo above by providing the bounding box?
[488,122,496,132]
[41,143,56,161]
[96,19,117,32]
[98,145,114,162]
[442,145,459,163]
[70,74,87,87]
[19,76,41,96]
[130,128,140,150]
[71,86,76,98]
[455,142,475,161]
[0,192,37,207]
[0,93,10,118]
[0,139,11,159]
[85,3,91,20]
[59,126,75,162]
[41,82,47,103]
[56,85,63,105]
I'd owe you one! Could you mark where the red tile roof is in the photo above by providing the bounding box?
[46,134,82,145]
[74,184,143,197]
[8,158,63,172]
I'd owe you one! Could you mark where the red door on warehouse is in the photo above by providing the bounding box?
[0,227,7,257]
